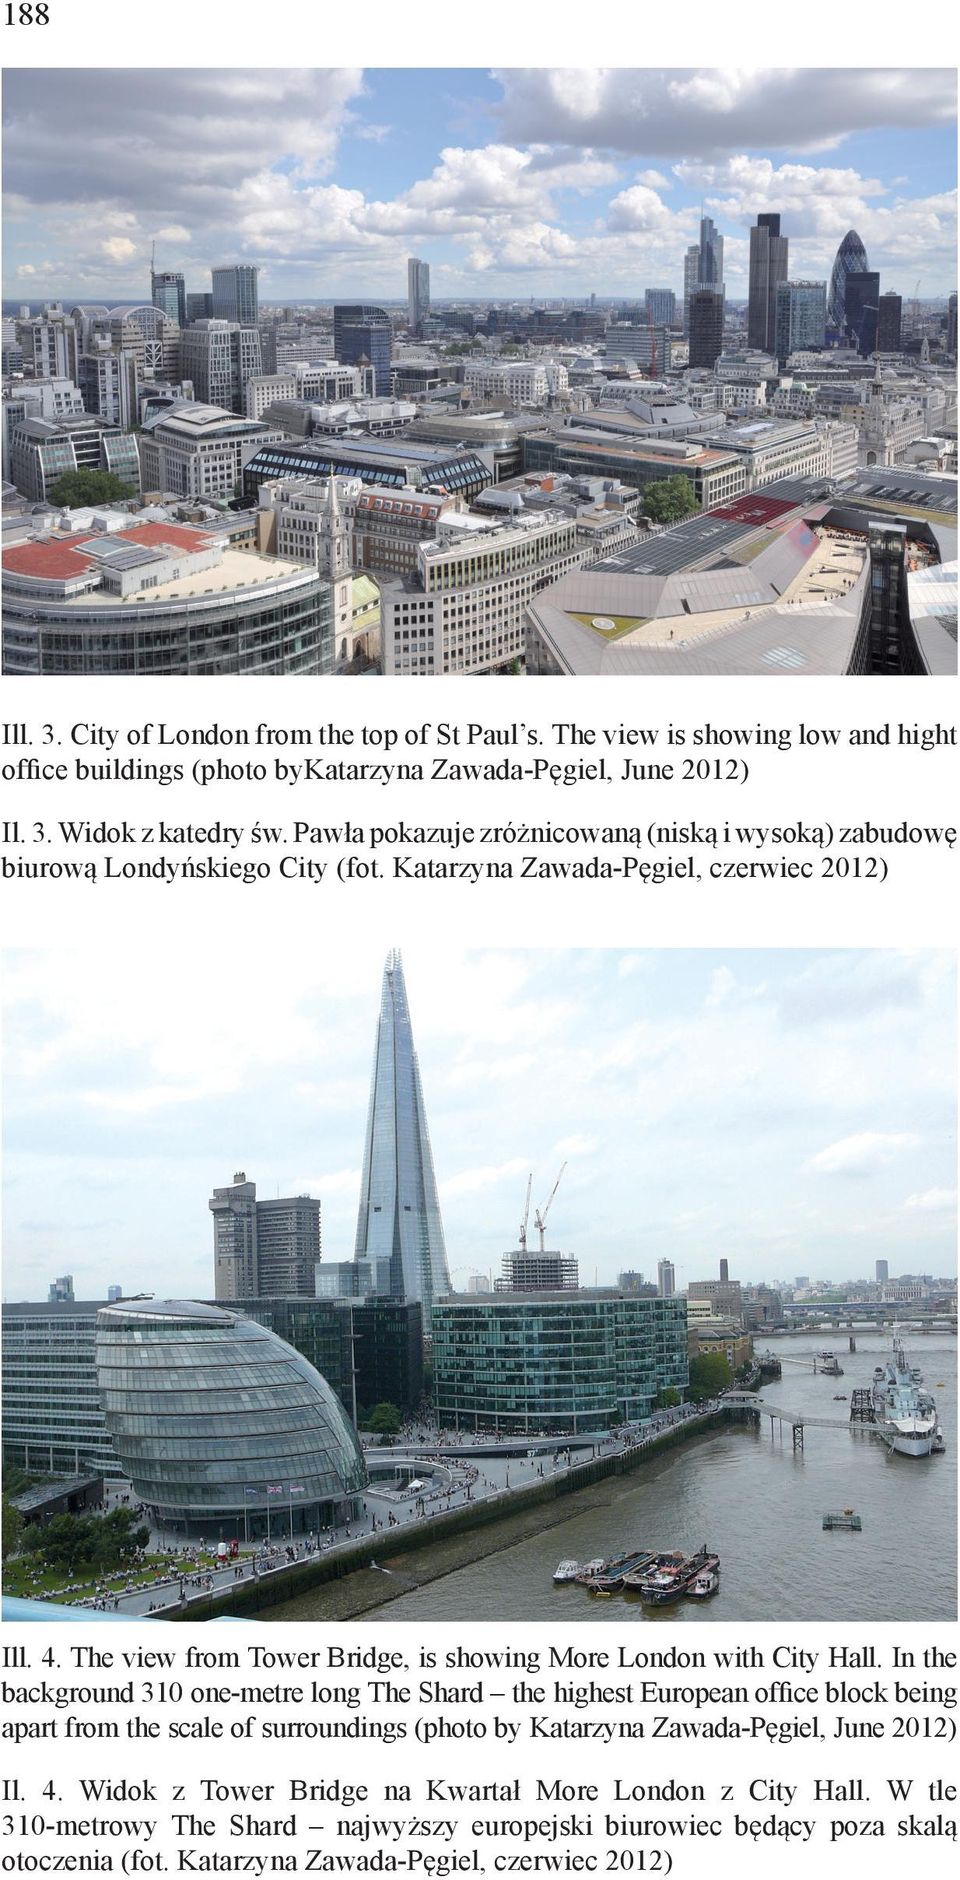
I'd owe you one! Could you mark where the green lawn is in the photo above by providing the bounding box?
[4,1547,222,1605]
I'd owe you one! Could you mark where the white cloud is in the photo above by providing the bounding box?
[495,68,957,158]
[904,1187,957,1213]
[806,1132,920,1176]
[440,1157,529,1199]
[552,1134,599,1158]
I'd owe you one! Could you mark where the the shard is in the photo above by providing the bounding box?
[354,951,451,1326]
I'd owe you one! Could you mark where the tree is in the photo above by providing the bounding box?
[655,1387,681,1408]
[2,1496,23,1561]
[687,1352,733,1403]
[22,1507,148,1576]
[365,1402,402,1435]
[641,476,699,526]
[49,469,133,510]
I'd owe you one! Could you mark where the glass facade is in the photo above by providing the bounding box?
[355,952,451,1328]
[432,1294,689,1433]
[2,572,333,676]
[2,1303,121,1478]
[95,1301,366,1537]
[333,305,392,396]
[827,230,870,333]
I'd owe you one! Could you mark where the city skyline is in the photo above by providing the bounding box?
[2,946,955,1300]
[2,68,957,303]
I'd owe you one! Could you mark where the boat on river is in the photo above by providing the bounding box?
[571,1557,606,1585]
[625,1546,712,1603]
[586,1549,655,1594]
[686,1554,721,1598]
[553,1559,580,1584]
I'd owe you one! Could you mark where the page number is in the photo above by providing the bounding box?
[4,2,50,19]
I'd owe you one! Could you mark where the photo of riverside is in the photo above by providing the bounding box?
[2,946,956,1623]
[1,67,957,676]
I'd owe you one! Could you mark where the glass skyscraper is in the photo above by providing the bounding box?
[827,229,870,334]
[333,305,393,396]
[354,952,451,1327]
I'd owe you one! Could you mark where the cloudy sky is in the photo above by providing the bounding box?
[2,947,955,1303]
[2,68,957,303]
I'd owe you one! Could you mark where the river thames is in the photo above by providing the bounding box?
[270,1330,956,1626]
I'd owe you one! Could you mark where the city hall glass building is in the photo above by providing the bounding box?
[95,1300,366,1538]
[432,1292,689,1432]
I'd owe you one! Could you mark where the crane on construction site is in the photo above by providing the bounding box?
[518,1173,533,1251]
[533,1162,566,1253]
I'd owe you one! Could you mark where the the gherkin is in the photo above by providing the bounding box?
[354,952,451,1327]
[828,229,870,332]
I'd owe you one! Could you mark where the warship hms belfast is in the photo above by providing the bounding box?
[871,1340,942,1456]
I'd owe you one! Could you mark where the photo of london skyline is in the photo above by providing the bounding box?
[2,945,955,1303]
[3,68,956,303]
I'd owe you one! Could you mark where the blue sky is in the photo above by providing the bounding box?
[2,68,956,302]
[2,947,955,1302]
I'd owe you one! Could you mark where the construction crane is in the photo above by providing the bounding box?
[534,1162,566,1253]
[518,1173,533,1251]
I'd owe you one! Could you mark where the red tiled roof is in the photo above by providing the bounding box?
[2,522,212,582]
[118,523,213,553]
[2,536,96,578]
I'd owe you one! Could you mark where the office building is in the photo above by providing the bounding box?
[210,1172,322,1301]
[774,280,827,364]
[95,1299,365,1539]
[77,348,140,430]
[139,400,280,500]
[688,1273,743,1320]
[644,288,676,329]
[15,305,79,381]
[699,214,724,291]
[225,1296,424,1422]
[688,288,724,368]
[242,433,489,503]
[522,427,746,511]
[2,1298,120,1478]
[408,257,430,334]
[354,951,451,1328]
[827,230,870,332]
[657,1259,675,1299]
[748,213,789,353]
[186,291,213,323]
[876,1259,889,1285]
[211,264,259,327]
[49,1276,74,1303]
[381,510,585,675]
[463,358,568,406]
[877,293,903,353]
[844,272,881,355]
[947,293,957,358]
[432,1293,689,1432]
[683,245,700,334]
[605,324,669,375]
[6,411,139,503]
[333,305,393,396]
[314,1258,391,1299]
[2,514,335,676]
[151,269,186,327]
[106,1285,123,1304]
[244,360,369,421]
[496,1251,579,1293]
[180,320,262,415]
[618,1270,657,1297]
